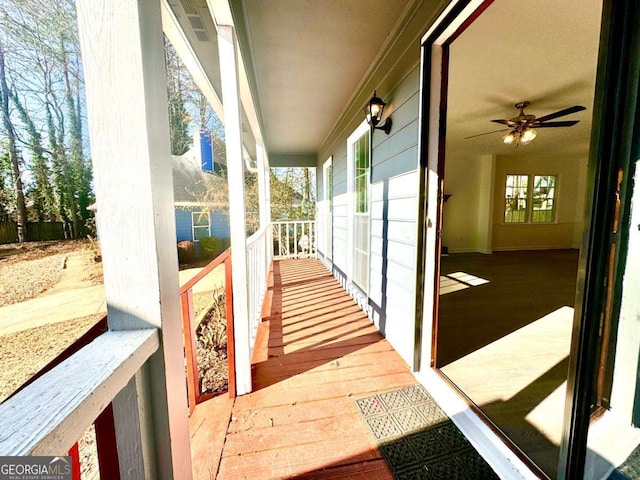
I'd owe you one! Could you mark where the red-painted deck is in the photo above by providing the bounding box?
[190,259,417,479]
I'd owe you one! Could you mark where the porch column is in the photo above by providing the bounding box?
[217,24,253,395]
[76,0,192,477]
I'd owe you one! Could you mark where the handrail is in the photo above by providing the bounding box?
[0,329,158,455]
[247,223,270,247]
[273,220,316,259]
[246,224,272,354]
[7,316,108,399]
[5,316,111,478]
[180,248,231,294]
[180,248,235,414]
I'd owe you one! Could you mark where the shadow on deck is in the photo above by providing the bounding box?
[190,258,416,479]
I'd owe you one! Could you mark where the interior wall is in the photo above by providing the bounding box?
[443,151,588,253]
[491,153,587,251]
[442,153,495,253]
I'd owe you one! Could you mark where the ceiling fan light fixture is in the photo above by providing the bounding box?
[502,131,517,145]
[520,127,537,145]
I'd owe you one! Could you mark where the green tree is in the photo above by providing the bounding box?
[11,90,56,221]
[270,168,316,221]
[0,151,14,222]
[0,45,27,242]
[0,0,94,238]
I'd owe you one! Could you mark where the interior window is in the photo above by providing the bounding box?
[504,174,528,223]
[504,174,557,223]
[532,175,557,223]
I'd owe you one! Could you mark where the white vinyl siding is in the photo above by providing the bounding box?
[369,67,421,365]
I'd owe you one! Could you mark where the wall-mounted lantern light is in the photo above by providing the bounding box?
[365,91,392,134]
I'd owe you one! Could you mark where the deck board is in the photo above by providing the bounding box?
[191,259,413,479]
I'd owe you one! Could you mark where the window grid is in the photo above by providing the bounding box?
[328,165,333,212]
[354,130,370,214]
[532,175,556,223]
[504,174,557,224]
[192,211,210,241]
[505,174,528,223]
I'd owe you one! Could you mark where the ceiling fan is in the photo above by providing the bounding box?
[465,101,586,145]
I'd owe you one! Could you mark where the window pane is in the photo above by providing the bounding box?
[328,165,333,212]
[354,130,370,214]
[504,174,528,223]
[532,175,557,223]
[193,212,209,227]
[194,226,209,240]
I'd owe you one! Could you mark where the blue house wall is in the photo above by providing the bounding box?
[174,208,230,242]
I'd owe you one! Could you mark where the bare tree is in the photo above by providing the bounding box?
[0,45,27,242]
[0,0,94,238]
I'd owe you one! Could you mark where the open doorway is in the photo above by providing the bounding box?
[426,0,603,477]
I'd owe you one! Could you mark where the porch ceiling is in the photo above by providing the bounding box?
[230,0,412,156]
[170,0,602,162]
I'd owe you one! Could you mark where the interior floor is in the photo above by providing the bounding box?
[436,249,579,478]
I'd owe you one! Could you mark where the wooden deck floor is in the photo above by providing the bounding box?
[190,259,417,479]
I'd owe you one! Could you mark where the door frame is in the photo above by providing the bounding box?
[414,0,637,478]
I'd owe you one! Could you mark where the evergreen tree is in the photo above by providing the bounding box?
[10,90,56,221]
[0,45,27,242]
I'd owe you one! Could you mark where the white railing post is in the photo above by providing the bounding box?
[76,0,191,477]
[272,221,317,259]
[217,23,252,396]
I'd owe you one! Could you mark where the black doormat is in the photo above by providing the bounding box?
[355,385,499,479]
[610,445,640,479]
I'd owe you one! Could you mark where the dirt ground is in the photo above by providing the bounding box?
[0,240,104,478]
[0,240,104,394]
[0,240,226,477]
[0,240,102,307]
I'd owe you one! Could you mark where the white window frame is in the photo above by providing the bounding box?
[191,210,211,241]
[322,156,333,261]
[347,120,371,293]
[503,173,558,224]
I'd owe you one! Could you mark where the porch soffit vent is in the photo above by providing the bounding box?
[180,0,210,42]
[188,15,205,30]
[193,30,210,42]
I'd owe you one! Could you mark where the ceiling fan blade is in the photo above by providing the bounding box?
[464,128,510,139]
[532,120,580,128]
[535,105,586,123]
[491,119,517,126]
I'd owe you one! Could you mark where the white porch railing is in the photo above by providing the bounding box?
[273,221,317,259]
[246,224,273,349]
[0,329,158,460]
